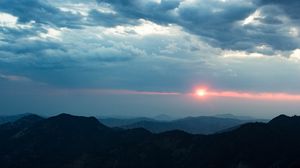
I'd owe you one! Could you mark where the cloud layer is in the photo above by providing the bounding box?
[0,0,300,94]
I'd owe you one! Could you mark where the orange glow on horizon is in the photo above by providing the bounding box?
[207,91,300,101]
[192,87,300,101]
[56,87,300,101]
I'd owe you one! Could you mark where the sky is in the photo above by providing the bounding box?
[0,0,300,118]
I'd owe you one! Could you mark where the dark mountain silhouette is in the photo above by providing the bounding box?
[0,113,36,124]
[0,114,44,141]
[1,113,300,168]
[121,116,249,134]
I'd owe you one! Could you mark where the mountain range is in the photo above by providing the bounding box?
[0,113,300,168]
[99,114,267,134]
[1,113,265,134]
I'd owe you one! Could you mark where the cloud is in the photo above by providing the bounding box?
[47,88,181,96]
[1,0,299,53]
[0,0,300,95]
[0,0,84,28]
[96,0,300,52]
[258,0,300,19]
[0,13,19,28]
[88,9,140,27]
[203,90,300,101]
[0,73,31,82]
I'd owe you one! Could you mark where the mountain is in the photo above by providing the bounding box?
[121,116,248,134]
[100,114,267,134]
[0,114,44,143]
[1,113,300,168]
[214,113,269,122]
[153,114,174,121]
[98,117,156,127]
[214,113,256,120]
[0,113,36,124]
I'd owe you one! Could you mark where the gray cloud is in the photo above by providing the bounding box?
[1,0,299,52]
[258,0,300,19]
[88,9,140,27]
[96,0,300,52]
[0,0,83,28]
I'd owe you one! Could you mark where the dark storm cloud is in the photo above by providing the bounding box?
[176,2,255,49]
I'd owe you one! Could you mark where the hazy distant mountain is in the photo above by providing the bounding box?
[153,114,174,121]
[2,113,300,168]
[214,113,256,120]
[121,116,248,134]
[100,114,267,134]
[214,113,270,122]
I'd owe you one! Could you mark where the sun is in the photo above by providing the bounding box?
[196,89,207,97]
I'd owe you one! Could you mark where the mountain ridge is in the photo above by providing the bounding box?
[121,116,250,134]
[1,113,300,168]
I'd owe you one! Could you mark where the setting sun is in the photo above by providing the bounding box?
[196,89,207,97]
